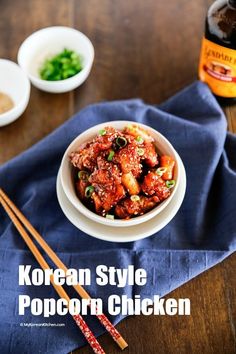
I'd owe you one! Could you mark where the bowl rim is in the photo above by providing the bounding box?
[0,59,30,121]
[17,26,95,86]
[60,121,180,227]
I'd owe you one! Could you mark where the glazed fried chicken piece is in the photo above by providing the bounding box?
[141,171,170,201]
[115,141,142,178]
[70,127,121,171]
[123,125,154,142]
[160,155,175,180]
[76,179,89,201]
[95,126,121,150]
[121,172,141,195]
[70,142,97,171]
[89,157,126,214]
[115,195,160,219]
[142,142,159,167]
[118,131,158,170]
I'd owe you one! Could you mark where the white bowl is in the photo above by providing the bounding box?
[60,121,180,227]
[17,26,94,93]
[0,59,30,127]
[57,156,186,242]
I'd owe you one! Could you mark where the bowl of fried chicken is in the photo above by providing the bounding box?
[59,121,180,227]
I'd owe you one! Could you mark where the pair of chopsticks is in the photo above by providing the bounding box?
[0,189,128,354]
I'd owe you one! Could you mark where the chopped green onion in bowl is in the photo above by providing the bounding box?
[136,136,144,144]
[39,48,83,81]
[85,185,94,198]
[78,170,89,181]
[137,148,145,156]
[98,129,106,136]
[116,136,127,148]
[107,150,115,161]
[130,195,140,202]
[156,167,167,176]
[166,180,175,189]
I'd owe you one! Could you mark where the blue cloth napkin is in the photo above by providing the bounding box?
[0,81,235,354]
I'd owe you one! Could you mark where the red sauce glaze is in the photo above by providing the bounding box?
[69,125,174,219]
[115,195,160,219]
[115,142,142,178]
[141,172,170,200]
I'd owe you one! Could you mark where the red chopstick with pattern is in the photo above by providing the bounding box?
[0,188,128,351]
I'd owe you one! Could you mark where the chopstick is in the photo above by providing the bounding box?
[0,188,128,350]
[0,193,106,354]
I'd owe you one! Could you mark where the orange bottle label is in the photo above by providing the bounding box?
[199,37,236,98]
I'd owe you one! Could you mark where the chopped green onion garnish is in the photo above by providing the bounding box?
[137,148,145,156]
[106,214,114,220]
[98,129,106,136]
[156,167,167,176]
[39,48,83,81]
[107,150,115,161]
[136,136,144,144]
[116,136,127,148]
[78,170,89,181]
[85,186,94,198]
[130,195,140,202]
[166,180,175,189]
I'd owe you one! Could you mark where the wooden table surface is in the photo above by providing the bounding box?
[0,1,235,353]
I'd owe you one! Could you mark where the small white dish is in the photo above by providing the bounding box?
[17,26,94,93]
[56,155,186,242]
[60,121,180,227]
[0,59,30,127]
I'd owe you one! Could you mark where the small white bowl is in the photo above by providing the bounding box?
[60,121,180,228]
[0,59,30,127]
[17,26,94,93]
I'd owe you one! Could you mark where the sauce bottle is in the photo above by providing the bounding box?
[199,0,236,101]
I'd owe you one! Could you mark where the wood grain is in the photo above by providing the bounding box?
[78,254,236,354]
[0,1,235,354]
